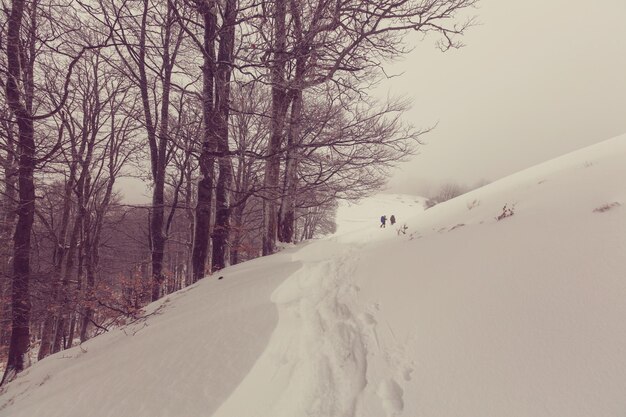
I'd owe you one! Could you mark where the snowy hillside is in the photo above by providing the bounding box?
[1,135,626,417]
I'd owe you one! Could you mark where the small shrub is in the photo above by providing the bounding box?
[496,204,515,221]
[434,183,465,204]
[593,202,621,213]
[449,223,465,231]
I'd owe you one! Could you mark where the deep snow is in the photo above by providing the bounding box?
[1,135,626,416]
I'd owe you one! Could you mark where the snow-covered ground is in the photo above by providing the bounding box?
[2,135,626,416]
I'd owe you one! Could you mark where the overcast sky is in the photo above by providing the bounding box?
[383,0,626,196]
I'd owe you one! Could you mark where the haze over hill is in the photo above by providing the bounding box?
[1,135,626,416]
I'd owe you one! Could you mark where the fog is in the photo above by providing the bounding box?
[382,0,626,196]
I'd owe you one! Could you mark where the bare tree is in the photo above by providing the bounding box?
[229,83,269,264]
[99,0,187,300]
[182,0,240,279]
[0,108,18,360]
[210,0,238,272]
[1,0,36,383]
[257,0,477,253]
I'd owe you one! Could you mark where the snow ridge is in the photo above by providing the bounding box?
[213,235,415,417]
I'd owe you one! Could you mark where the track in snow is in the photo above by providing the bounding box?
[213,240,412,417]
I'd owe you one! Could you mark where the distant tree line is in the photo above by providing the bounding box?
[0,0,476,383]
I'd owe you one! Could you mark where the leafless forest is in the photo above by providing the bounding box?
[0,0,475,384]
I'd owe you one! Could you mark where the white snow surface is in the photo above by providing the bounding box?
[2,135,626,416]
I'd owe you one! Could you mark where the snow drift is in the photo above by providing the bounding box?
[1,134,626,417]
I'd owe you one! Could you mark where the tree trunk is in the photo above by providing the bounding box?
[51,194,84,355]
[66,314,76,349]
[277,2,307,244]
[278,88,303,243]
[229,203,245,265]
[150,185,165,300]
[79,194,95,343]
[1,0,35,386]
[50,88,99,354]
[211,0,237,271]
[191,8,217,282]
[81,99,121,341]
[79,195,100,343]
[134,0,175,302]
[38,151,78,360]
[262,0,289,256]
[212,163,232,271]
[150,13,174,300]
[0,120,18,357]
[184,166,194,287]
[37,315,55,361]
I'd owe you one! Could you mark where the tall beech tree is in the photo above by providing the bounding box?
[261,0,289,255]
[210,0,237,272]
[185,0,239,279]
[100,0,187,300]
[2,0,37,384]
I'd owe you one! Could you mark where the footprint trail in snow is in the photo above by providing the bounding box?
[212,242,411,417]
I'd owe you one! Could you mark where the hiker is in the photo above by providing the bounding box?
[380,215,387,228]
[390,215,396,226]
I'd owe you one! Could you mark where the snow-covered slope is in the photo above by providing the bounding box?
[2,135,626,417]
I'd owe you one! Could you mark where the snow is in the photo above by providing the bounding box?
[2,134,626,416]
